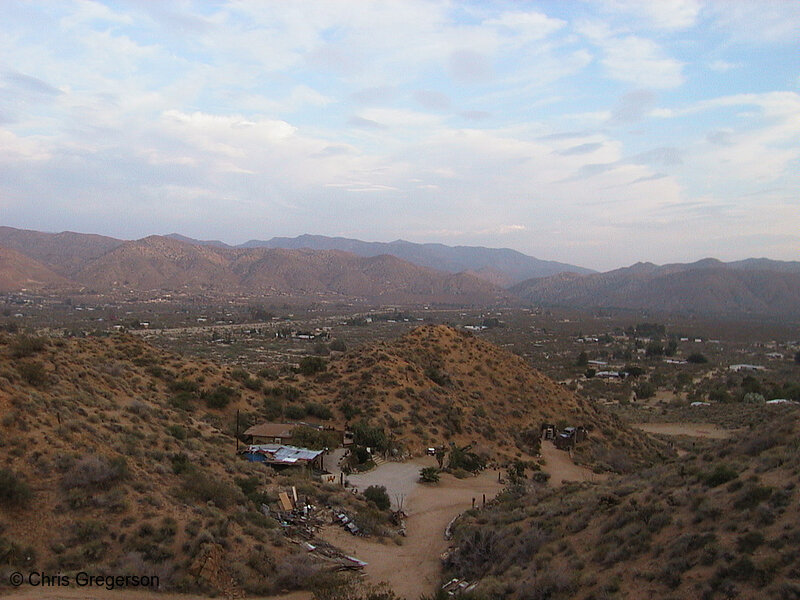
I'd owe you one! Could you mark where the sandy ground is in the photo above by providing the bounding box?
[320,464,503,599]
[344,457,437,511]
[539,441,607,486]
[632,422,736,439]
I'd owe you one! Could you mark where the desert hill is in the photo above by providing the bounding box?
[511,259,800,318]
[0,325,664,596]
[289,324,665,468]
[445,408,800,599]
[0,246,71,292]
[0,331,400,596]
[0,226,123,276]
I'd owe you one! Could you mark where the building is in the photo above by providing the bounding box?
[243,423,297,444]
[240,444,324,470]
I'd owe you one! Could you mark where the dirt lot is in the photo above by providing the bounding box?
[632,422,737,438]
[321,463,503,599]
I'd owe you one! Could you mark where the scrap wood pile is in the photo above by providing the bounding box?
[294,538,367,571]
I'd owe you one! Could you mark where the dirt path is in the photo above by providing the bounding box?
[632,422,736,439]
[540,441,607,486]
[320,467,503,599]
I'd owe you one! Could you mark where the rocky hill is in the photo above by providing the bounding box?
[511,259,800,318]
[444,407,800,599]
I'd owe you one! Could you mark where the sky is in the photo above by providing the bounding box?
[1,0,799,271]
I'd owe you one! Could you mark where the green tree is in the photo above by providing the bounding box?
[576,351,588,366]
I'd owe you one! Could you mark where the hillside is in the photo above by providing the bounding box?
[444,407,800,599]
[70,236,503,303]
[511,260,800,318]
[287,325,666,469]
[0,246,71,292]
[0,226,123,276]
[236,234,595,285]
[0,332,396,596]
[0,325,663,597]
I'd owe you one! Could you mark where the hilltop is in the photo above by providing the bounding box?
[282,325,665,469]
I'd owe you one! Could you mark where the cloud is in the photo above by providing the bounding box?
[591,0,701,31]
[413,90,451,110]
[708,60,741,72]
[347,116,386,130]
[579,22,684,88]
[559,142,603,156]
[608,90,656,124]
[460,110,491,121]
[448,49,493,83]
[3,71,62,96]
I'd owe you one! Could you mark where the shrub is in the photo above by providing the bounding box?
[305,402,332,420]
[702,465,738,487]
[298,356,327,376]
[17,361,47,386]
[285,404,305,420]
[205,385,237,409]
[687,353,708,364]
[0,469,32,507]
[167,424,187,440]
[363,485,391,510]
[180,469,239,509]
[62,455,128,490]
[10,336,46,358]
[420,467,440,483]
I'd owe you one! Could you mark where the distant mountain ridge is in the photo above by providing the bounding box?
[510,258,800,317]
[233,234,594,285]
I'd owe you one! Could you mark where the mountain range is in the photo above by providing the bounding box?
[1,226,799,317]
[510,258,800,317]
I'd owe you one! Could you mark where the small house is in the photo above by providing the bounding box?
[244,423,297,445]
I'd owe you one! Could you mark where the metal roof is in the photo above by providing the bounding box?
[244,443,323,464]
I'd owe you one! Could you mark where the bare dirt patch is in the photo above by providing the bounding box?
[632,422,737,439]
[321,464,503,599]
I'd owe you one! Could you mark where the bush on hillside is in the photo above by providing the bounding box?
[0,469,32,507]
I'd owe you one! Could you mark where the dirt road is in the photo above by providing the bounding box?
[539,440,607,486]
[632,422,736,439]
[321,465,503,599]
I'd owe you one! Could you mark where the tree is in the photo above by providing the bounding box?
[795,351,800,365]
[687,353,708,364]
[576,351,588,367]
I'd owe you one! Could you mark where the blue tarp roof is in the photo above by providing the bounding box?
[243,444,323,464]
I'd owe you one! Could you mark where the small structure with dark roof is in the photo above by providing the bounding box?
[244,422,297,445]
